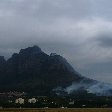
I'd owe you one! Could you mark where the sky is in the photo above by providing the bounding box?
[0,0,112,83]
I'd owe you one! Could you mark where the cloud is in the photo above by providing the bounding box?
[97,37,112,48]
[0,0,112,83]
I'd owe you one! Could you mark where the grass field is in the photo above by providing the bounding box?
[0,108,112,112]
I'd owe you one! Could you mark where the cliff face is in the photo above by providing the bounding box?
[0,56,6,78]
[0,46,112,96]
[0,46,83,95]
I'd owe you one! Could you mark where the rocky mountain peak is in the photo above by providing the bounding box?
[0,56,6,63]
[19,45,42,55]
[50,53,58,56]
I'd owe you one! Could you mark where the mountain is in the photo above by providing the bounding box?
[0,56,6,78]
[0,45,112,96]
[0,46,83,95]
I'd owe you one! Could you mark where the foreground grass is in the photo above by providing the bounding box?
[0,108,112,112]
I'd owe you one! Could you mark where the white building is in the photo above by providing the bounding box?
[28,98,37,104]
[15,98,24,104]
[69,101,74,105]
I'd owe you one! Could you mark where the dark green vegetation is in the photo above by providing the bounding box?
[1,94,112,108]
[0,108,112,112]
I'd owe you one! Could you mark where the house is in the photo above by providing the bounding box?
[28,98,37,103]
[15,98,24,104]
[82,104,86,107]
[69,101,74,105]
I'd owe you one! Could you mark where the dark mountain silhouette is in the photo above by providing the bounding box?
[0,45,112,96]
[0,56,6,79]
[0,46,84,95]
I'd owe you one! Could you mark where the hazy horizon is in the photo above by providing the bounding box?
[0,0,112,83]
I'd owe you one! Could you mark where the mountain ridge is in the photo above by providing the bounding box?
[0,46,83,95]
[0,45,112,96]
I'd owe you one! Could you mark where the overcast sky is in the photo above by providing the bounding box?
[0,0,112,83]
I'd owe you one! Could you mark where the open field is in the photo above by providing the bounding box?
[0,108,112,112]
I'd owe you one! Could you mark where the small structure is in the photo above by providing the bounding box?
[0,106,3,109]
[44,107,48,108]
[8,100,13,103]
[61,106,65,108]
[69,101,74,105]
[82,104,86,107]
[15,98,24,104]
[28,98,37,104]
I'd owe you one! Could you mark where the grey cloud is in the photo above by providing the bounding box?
[92,0,112,19]
[0,0,112,83]
[0,0,92,19]
[79,61,112,83]
[97,36,112,48]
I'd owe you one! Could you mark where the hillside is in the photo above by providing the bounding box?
[0,45,112,96]
[0,46,83,95]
